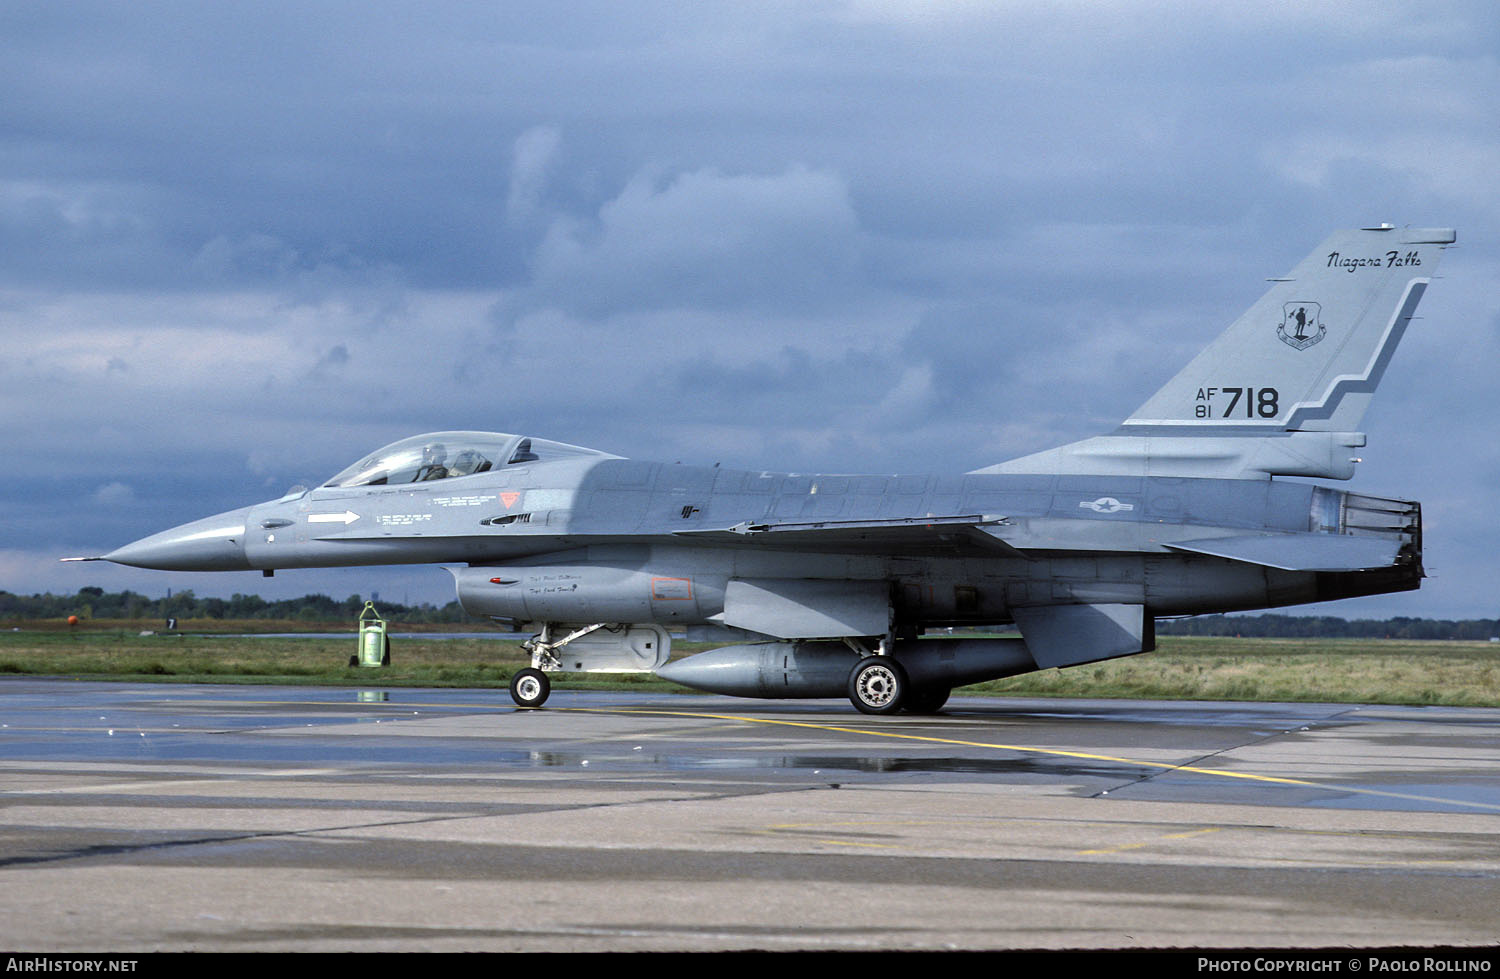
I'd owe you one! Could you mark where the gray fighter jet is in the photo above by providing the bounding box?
[81,225,1455,713]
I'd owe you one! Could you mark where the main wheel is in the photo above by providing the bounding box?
[904,686,951,714]
[509,667,551,708]
[847,656,908,715]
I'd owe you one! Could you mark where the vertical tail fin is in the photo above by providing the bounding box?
[979,226,1455,480]
[1124,225,1454,434]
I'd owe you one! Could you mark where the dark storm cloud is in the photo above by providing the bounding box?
[524,166,861,317]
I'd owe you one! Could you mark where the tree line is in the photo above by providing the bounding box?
[3,588,1495,638]
[1154,613,1497,641]
[1,587,477,624]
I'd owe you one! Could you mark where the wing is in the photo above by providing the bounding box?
[677,514,1404,571]
[675,513,1027,557]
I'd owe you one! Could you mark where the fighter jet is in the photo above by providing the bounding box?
[82,225,1454,713]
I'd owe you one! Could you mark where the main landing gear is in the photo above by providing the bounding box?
[846,655,950,715]
[847,656,906,714]
[902,685,951,714]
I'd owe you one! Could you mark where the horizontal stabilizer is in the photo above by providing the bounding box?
[1164,533,1400,572]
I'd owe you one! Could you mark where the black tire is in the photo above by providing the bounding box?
[847,656,908,715]
[904,686,951,714]
[509,667,551,708]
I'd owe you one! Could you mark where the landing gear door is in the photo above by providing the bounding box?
[544,623,672,673]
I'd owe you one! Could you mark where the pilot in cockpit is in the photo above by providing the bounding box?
[416,443,450,481]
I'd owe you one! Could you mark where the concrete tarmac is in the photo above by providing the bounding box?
[3,678,1499,951]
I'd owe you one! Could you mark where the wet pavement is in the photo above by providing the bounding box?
[4,679,1500,950]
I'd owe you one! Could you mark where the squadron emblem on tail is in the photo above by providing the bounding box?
[1278,302,1325,350]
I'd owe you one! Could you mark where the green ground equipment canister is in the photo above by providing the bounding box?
[354,602,390,667]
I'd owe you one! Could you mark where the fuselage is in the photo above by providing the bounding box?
[104,439,1422,634]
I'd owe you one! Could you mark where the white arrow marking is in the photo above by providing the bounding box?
[308,511,360,525]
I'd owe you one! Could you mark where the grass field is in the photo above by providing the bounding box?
[3,624,1497,706]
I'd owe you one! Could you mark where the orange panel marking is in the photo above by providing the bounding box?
[651,577,694,600]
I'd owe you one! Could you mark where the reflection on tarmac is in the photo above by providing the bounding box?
[4,678,1500,950]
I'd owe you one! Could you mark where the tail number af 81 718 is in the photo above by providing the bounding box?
[1195,386,1279,419]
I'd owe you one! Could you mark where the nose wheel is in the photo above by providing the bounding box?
[509,667,551,708]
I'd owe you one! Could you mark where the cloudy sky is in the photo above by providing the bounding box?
[4,1,1496,619]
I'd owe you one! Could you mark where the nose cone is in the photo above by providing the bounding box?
[103,507,254,571]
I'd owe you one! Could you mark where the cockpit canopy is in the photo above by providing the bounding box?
[323,431,615,488]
